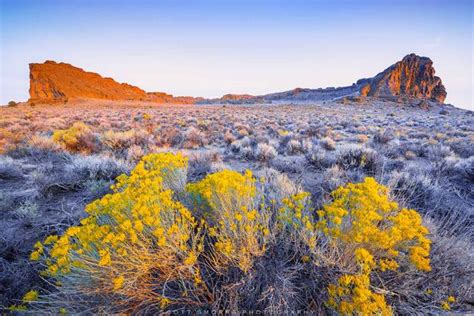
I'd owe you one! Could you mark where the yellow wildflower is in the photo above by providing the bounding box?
[22,290,38,302]
[113,275,125,290]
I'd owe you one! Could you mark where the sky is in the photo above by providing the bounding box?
[1,0,472,110]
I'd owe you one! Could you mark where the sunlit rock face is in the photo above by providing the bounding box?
[359,53,447,103]
[29,61,148,102]
[28,61,199,104]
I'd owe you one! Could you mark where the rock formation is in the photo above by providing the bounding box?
[358,53,447,103]
[28,61,198,104]
[146,92,199,104]
[29,61,147,102]
[198,54,447,105]
[28,54,447,105]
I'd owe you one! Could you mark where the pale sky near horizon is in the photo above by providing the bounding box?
[1,0,472,110]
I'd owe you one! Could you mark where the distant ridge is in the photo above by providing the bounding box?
[202,54,447,104]
[28,54,446,105]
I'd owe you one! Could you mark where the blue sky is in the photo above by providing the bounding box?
[1,0,472,109]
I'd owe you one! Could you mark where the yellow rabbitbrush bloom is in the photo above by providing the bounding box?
[187,169,270,272]
[278,191,320,252]
[22,290,39,302]
[113,275,125,290]
[31,152,209,313]
[317,177,431,272]
[327,247,391,315]
[280,177,432,314]
[320,178,431,315]
[327,270,392,315]
[187,169,256,212]
[52,121,94,153]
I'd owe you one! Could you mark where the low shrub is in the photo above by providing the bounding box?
[126,144,145,162]
[28,153,202,313]
[356,134,369,143]
[52,122,98,154]
[183,126,207,149]
[305,146,336,170]
[230,137,251,154]
[224,130,236,144]
[320,136,336,151]
[0,156,23,179]
[373,129,395,144]
[286,139,303,155]
[28,135,61,152]
[102,129,148,151]
[336,146,382,175]
[0,128,24,153]
[256,143,277,162]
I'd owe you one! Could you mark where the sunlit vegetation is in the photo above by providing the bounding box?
[19,152,446,314]
[52,121,97,153]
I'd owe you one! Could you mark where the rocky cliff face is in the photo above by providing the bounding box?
[29,61,147,102]
[29,61,198,104]
[359,53,447,103]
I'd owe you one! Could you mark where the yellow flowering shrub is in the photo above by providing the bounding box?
[281,177,431,314]
[22,290,39,302]
[321,178,430,314]
[316,177,431,272]
[187,170,270,272]
[31,152,208,312]
[327,248,392,315]
[26,154,434,314]
[278,191,319,249]
[9,290,39,312]
[52,121,96,153]
[441,296,456,311]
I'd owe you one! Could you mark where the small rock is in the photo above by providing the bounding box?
[439,109,449,115]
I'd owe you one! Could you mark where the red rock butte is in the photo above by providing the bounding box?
[28,61,198,104]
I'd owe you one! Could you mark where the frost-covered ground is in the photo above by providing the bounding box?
[0,100,473,310]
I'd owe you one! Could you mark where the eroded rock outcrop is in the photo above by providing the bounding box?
[359,54,447,103]
[29,61,148,102]
[28,61,199,104]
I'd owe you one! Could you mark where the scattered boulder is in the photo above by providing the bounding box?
[439,109,449,115]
